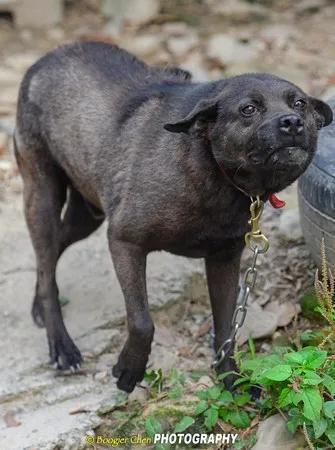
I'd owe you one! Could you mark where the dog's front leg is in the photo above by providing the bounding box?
[205,249,243,388]
[108,236,154,392]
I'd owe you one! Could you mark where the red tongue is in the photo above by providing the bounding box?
[269,194,286,209]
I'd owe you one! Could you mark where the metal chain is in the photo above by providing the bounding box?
[212,197,269,369]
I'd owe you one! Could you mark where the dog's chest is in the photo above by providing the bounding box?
[162,201,250,258]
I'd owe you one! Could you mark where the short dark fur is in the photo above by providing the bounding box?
[15,42,332,392]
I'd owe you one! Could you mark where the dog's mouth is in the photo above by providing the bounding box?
[249,145,308,168]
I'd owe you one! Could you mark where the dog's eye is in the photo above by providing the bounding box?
[241,104,257,116]
[294,99,306,109]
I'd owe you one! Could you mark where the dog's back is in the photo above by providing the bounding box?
[17,41,192,135]
[15,42,193,208]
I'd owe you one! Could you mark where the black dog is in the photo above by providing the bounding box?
[14,42,332,393]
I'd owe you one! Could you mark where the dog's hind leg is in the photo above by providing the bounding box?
[15,138,82,370]
[31,188,105,325]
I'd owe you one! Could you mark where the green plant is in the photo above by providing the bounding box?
[239,345,335,448]
[315,238,335,349]
[144,368,164,394]
[194,380,254,431]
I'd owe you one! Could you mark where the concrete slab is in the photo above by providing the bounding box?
[0,194,202,449]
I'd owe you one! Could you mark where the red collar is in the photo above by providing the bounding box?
[218,164,286,209]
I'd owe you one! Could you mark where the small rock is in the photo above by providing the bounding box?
[252,414,306,450]
[128,386,148,403]
[210,0,268,22]
[149,345,177,372]
[101,0,160,26]
[94,370,108,381]
[265,301,300,327]
[237,303,278,345]
[104,18,124,39]
[207,34,261,66]
[123,34,161,56]
[167,34,198,57]
[278,209,303,242]
[0,160,12,172]
[195,375,213,389]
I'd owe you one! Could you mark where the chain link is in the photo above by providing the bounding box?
[211,246,260,368]
[211,196,269,369]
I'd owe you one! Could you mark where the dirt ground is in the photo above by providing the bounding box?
[0,0,334,449]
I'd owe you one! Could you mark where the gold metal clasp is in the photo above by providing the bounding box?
[245,196,269,253]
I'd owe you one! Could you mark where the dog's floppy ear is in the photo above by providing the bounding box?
[310,98,333,129]
[164,96,219,134]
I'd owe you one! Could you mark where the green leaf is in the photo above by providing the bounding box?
[301,388,323,422]
[232,376,250,387]
[234,393,251,407]
[285,351,305,365]
[278,387,294,408]
[326,425,335,446]
[218,391,234,405]
[324,374,335,396]
[264,365,292,381]
[217,371,236,381]
[302,347,327,369]
[248,337,256,357]
[287,408,303,433]
[313,417,328,439]
[306,352,328,369]
[144,369,163,391]
[207,385,222,400]
[285,347,327,370]
[204,406,219,431]
[324,401,335,420]
[226,410,250,429]
[301,370,322,386]
[197,390,209,401]
[292,391,303,406]
[174,416,195,433]
[194,400,208,416]
[145,417,163,437]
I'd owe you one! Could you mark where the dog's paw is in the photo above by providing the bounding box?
[112,358,146,393]
[48,333,82,371]
[31,297,45,328]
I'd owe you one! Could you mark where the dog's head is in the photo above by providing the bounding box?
[164,74,333,196]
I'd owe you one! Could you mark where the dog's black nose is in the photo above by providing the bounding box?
[279,114,304,136]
